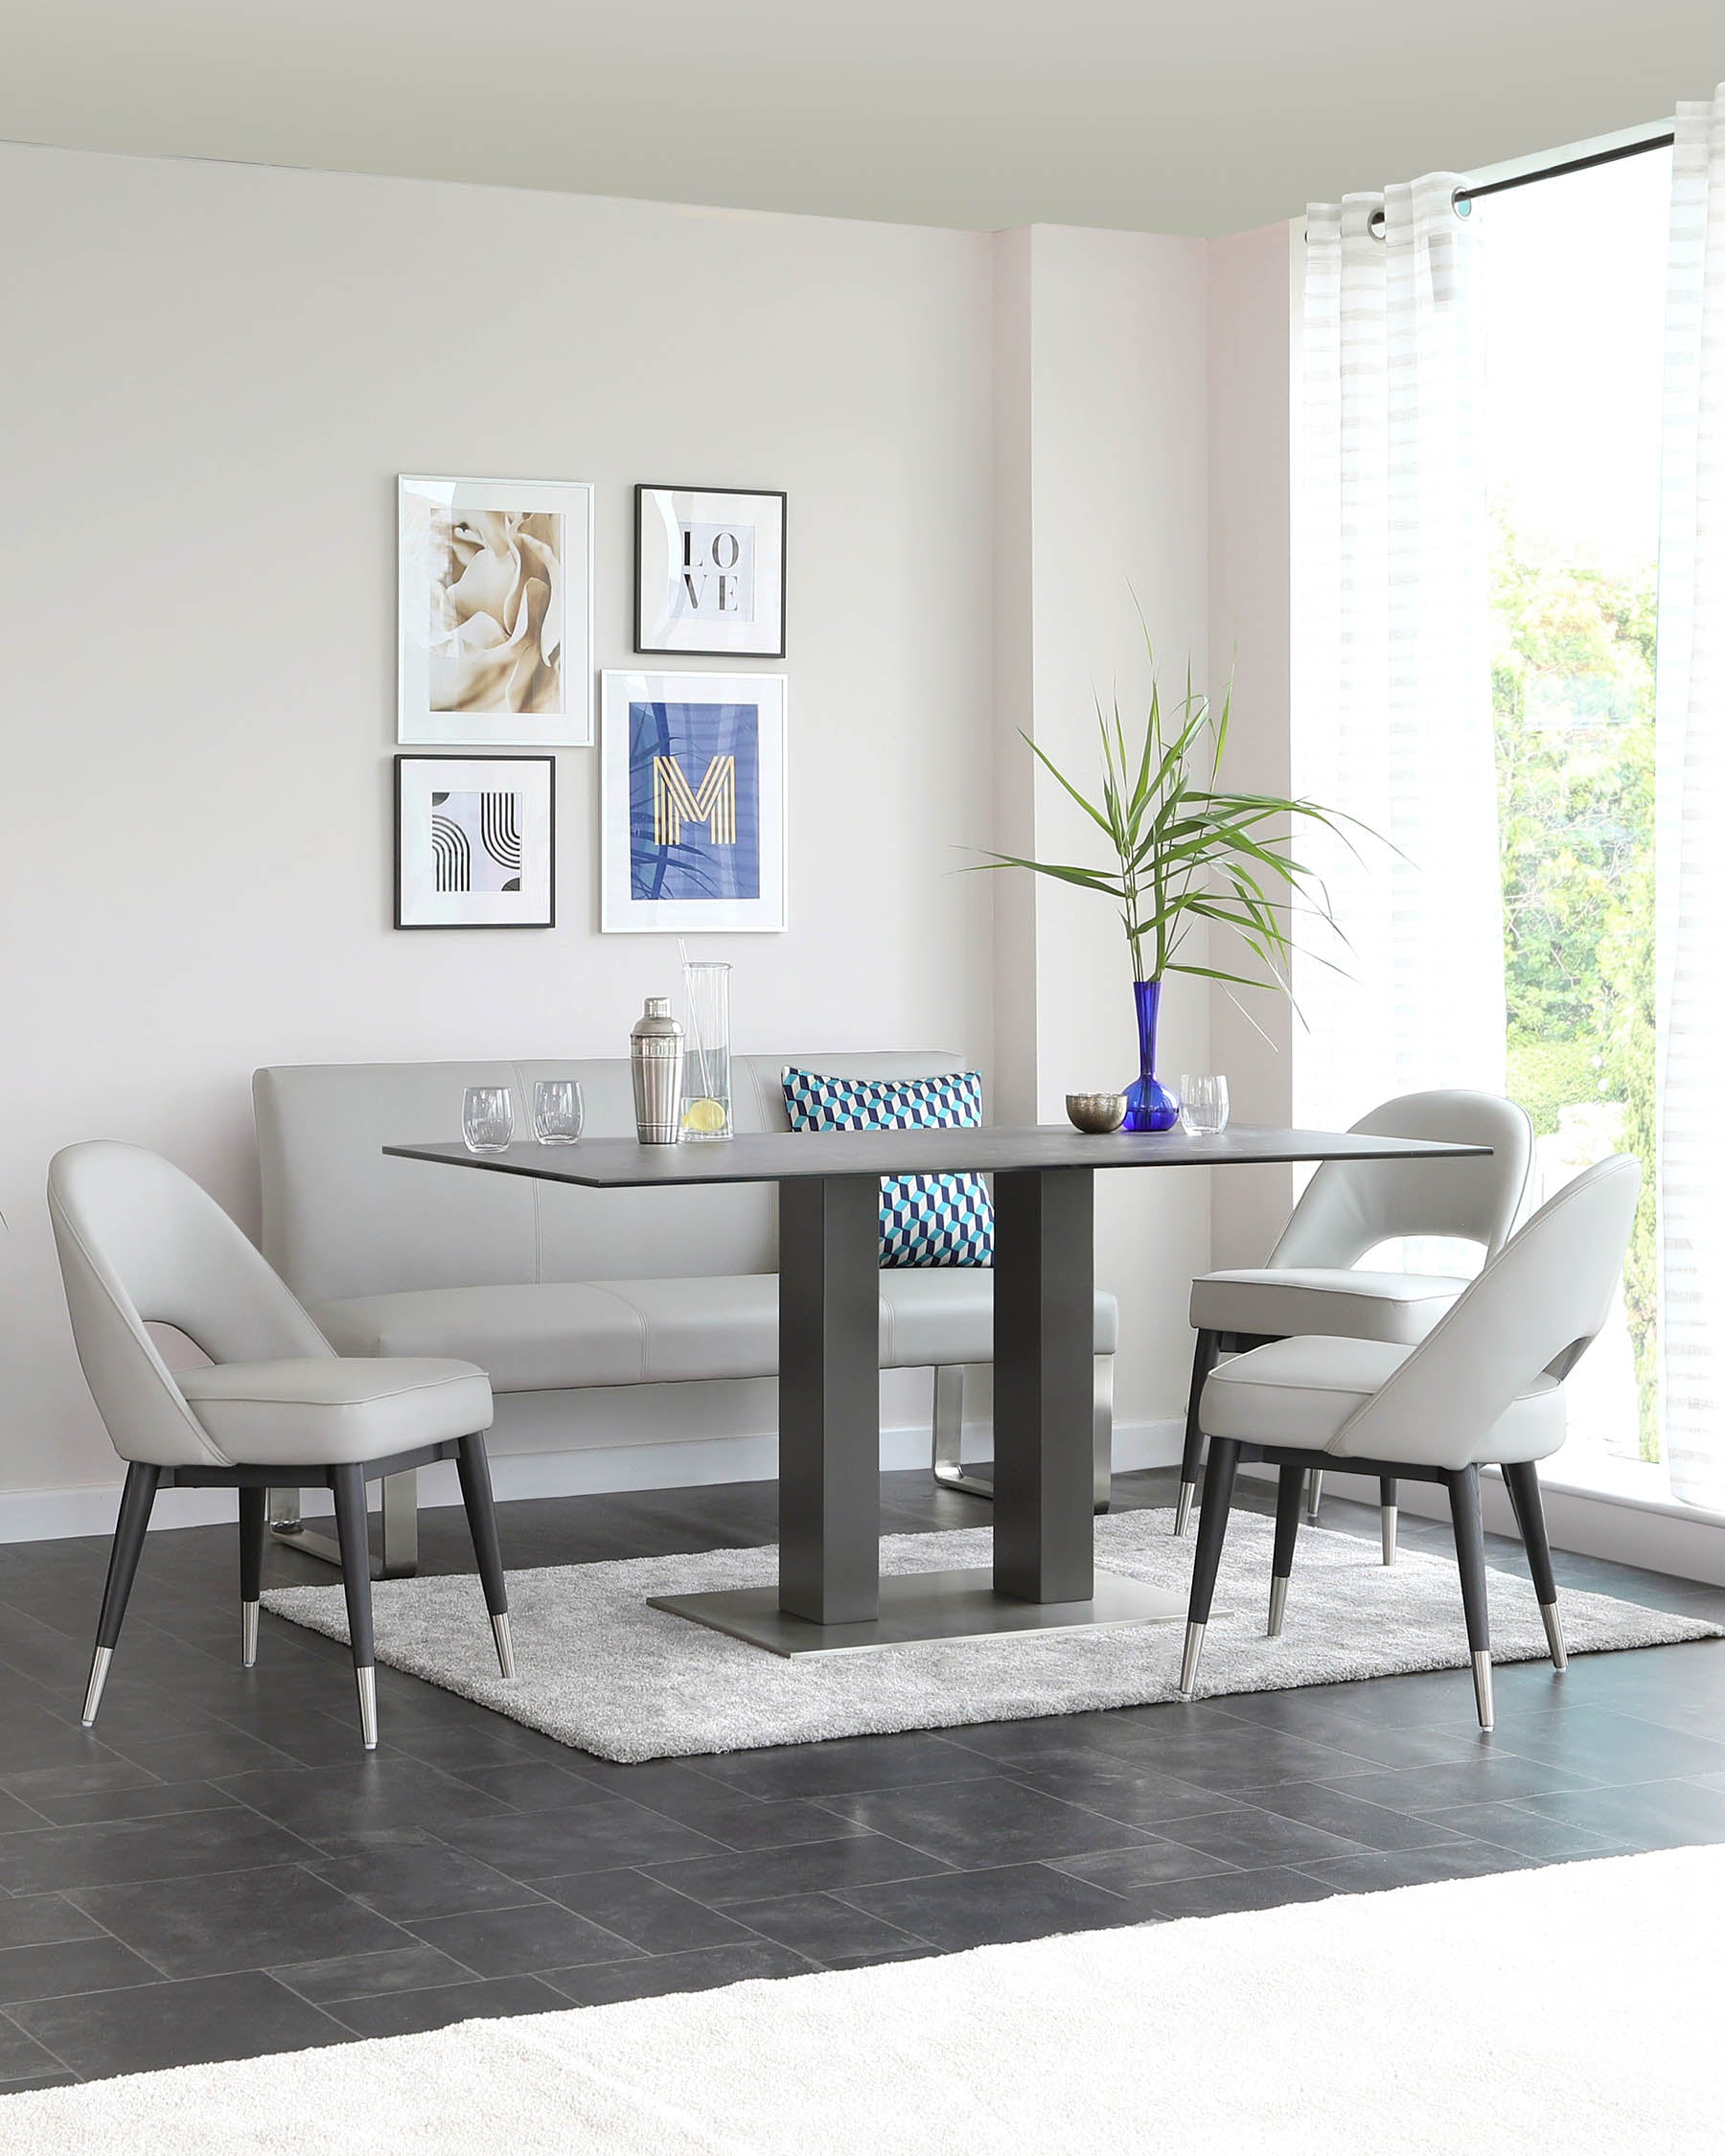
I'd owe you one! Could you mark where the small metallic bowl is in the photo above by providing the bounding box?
[1066,1091,1127,1135]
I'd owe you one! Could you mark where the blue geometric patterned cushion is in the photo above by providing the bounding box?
[780,1068,995,1269]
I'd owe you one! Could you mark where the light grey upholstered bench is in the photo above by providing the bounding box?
[253,1054,1117,1574]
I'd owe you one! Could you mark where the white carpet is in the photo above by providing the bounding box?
[0,1846,1715,2154]
[262,1508,1719,1762]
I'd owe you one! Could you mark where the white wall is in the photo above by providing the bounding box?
[0,144,1225,1529]
[0,143,1000,1512]
[1207,218,1300,1268]
[995,225,1214,1427]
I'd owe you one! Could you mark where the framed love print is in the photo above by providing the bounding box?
[601,671,787,932]
[399,475,594,746]
[634,485,786,658]
[395,753,556,929]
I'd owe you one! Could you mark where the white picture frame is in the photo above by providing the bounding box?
[601,671,787,933]
[399,474,594,746]
[395,753,556,929]
[634,485,786,658]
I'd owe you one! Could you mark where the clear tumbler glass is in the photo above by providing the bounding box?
[533,1079,584,1144]
[1178,1075,1230,1136]
[462,1085,515,1154]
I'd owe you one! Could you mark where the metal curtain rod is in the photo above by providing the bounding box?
[1455,129,1675,206]
[1335,128,1677,238]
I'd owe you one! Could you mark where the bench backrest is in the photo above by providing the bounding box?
[254,1052,970,1307]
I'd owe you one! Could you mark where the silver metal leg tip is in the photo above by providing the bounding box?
[80,1646,113,1729]
[1267,1575,1289,1639]
[1178,1620,1207,1698]
[1173,1481,1196,1537]
[491,1611,516,1681]
[241,1599,260,1668]
[1381,1506,1398,1567]
[1540,1600,1568,1673]
[1470,1648,1495,1732]
[356,1664,379,1751]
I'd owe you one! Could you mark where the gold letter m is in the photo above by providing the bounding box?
[653,754,737,846]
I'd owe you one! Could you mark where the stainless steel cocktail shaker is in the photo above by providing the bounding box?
[630,997,685,1144]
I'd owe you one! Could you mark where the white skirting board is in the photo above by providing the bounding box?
[0,1419,1186,1546]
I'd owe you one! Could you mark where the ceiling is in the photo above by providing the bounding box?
[1,1,1719,236]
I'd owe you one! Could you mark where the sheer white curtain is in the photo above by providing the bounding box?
[1293,176,1506,1136]
[1657,87,1725,1511]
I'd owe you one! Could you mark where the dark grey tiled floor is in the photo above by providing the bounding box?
[0,1464,1719,2088]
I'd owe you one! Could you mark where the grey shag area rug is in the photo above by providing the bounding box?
[263,1509,1720,1763]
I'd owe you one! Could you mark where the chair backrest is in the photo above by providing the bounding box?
[253,1051,971,1308]
[1268,1089,1534,1271]
[1333,1153,1641,1469]
[48,1141,333,1468]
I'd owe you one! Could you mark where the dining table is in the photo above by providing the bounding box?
[383,1122,1489,1657]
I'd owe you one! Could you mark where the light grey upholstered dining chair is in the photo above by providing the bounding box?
[1176,1152,1640,1731]
[48,1141,514,1751]
[1179,1089,1534,1557]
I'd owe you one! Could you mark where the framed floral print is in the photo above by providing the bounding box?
[395,753,555,929]
[634,485,786,658]
[399,475,594,746]
[601,671,787,932]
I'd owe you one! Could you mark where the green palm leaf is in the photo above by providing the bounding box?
[973,643,1382,1000]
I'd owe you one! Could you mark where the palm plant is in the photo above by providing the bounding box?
[981,655,1363,1130]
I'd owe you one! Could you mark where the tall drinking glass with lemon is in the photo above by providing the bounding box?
[680,957,732,1141]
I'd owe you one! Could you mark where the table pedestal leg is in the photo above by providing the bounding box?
[992,1166,1096,1604]
[646,1158,1182,1655]
[776,1174,882,1625]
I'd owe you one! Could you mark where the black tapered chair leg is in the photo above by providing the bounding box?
[1268,1460,1304,1637]
[455,1433,515,1678]
[1503,1459,1566,1671]
[81,1461,160,1728]
[1175,1330,1221,1537]
[239,1486,265,1669]
[330,1464,379,1750]
[1446,1464,1494,1730]
[1179,1435,1240,1697]
[1379,1476,1399,1566]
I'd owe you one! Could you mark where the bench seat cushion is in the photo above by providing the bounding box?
[313,1274,1119,1393]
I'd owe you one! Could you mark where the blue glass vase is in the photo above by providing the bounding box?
[1123,977,1180,1133]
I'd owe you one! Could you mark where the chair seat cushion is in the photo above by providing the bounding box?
[313,1274,1119,1392]
[1188,1267,1466,1344]
[1201,1336,1564,1465]
[177,1358,492,1466]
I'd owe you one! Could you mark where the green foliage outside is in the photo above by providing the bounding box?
[1491,515,1660,1458]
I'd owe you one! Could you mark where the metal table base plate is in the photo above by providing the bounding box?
[646,1567,1186,1658]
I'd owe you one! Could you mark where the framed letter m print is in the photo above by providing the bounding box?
[601,672,786,932]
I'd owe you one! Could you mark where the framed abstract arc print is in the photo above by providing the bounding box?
[600,672,787,933]
[399,475,594,746]
[634,485,786,658]
[395,754,555,929]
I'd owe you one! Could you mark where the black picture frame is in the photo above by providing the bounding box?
[633,484,788,659]
[393,752,557,930]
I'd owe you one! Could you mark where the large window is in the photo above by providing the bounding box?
[1482,147,1670,1495]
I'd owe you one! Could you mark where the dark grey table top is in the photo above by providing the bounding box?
[384,1124,1489,1190]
